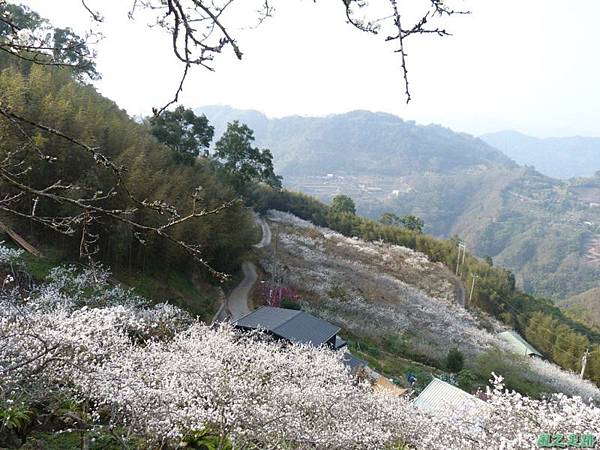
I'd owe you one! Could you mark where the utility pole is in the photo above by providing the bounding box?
[468,275,479,309]
[581,348,590,379]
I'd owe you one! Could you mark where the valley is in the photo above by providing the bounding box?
[199,106,600,300]
[3,1,600,448]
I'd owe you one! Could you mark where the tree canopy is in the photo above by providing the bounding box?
[401,215,425,234]
[331,194,356,215]
[0,3,99,80]
[380,212,401,226]
[148,105,214,164]
[214,120,282,195]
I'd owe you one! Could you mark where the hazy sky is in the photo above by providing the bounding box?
[21,0,600,137]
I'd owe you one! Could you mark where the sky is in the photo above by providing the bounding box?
[20,0,600,138]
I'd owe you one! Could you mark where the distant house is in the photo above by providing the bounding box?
[234,306,371,374]
[498,330,543,358]
[342,351,368,374]
[414,378,488,417]
[234,306,347,350]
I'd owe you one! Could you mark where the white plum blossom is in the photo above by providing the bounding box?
[0,242,24,265]
[263,210,501,357]
[3,243,600,449]
[260,211,600,400]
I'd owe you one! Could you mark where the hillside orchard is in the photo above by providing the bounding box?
[2,244,600,449]
[259,211,600,400]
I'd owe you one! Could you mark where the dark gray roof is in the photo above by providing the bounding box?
[234,306,340,346]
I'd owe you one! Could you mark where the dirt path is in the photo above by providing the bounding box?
[444,269,465,308]
[254,216,271,249]
[453,277,466,308]
[222,216,271,321]
[226,261,257,320]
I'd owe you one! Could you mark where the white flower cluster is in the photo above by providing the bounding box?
[3,244,600,449]
[261,211,600,399]
[38,264,146,308]
[264,210,497,356]
[0,242,24,265]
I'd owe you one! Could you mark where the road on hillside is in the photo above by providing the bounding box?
[254,216,272,248]
[224,215,272,321]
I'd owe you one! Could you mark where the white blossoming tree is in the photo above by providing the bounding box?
[2,243,600,449]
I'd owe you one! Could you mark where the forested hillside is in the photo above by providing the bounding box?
[199,106,600,299]
[198,106,516,177]
[0,56,259,287]
[559,287,600,330]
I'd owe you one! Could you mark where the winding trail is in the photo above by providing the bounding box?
[254,216,272,249]
[445,269,466,308]
[224,216,271,321]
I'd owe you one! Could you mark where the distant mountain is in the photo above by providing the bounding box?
[197,105,600,299]
[197,106,517,177]
[480,130,600,179]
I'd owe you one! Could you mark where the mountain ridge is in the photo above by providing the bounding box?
[196,105,518,177]
[480,130,600,179]
[196,105,600,300]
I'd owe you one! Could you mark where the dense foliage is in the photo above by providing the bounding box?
[0,3,98,80]
[214,120,282,195]
[148,105,214,164]
[0,54,257,277]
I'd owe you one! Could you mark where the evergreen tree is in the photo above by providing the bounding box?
[446,346,465,373]
[379,212,401,226]
[214,120,281,195]
[331,194,356,215]
[400,215,425,233]
[148,105,214,164]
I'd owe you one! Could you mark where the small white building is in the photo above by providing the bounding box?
[498,330,543,358]
[414,378,488,417]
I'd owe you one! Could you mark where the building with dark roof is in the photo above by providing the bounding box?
[234,306,346,350]
[342,351,368,373]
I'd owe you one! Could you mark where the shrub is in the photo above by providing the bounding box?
[446,346,465,373]
[457,369,478,392]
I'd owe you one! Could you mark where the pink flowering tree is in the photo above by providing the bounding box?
[258,281,300,307]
